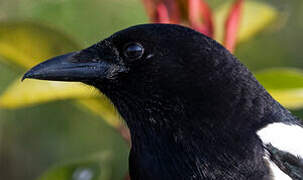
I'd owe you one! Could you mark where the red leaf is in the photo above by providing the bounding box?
[224,0,244,52]
[141,0,180,24]
[163,0,180,23]
[124,174,131,180]
[188,0,214,37]
[156,2,171,23]
[117,125,131,146]
[141,0,157,22]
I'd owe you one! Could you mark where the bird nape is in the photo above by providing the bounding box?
[23,24,303,180]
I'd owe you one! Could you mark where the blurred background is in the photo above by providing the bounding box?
[0,0,303,180]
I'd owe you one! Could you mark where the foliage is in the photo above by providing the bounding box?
[0,0,302,180]
[256,68,303,109]
[38,153,113,180]
[0,22,120,127]
[141,0,277,52]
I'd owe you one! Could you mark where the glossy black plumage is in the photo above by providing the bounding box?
[266,144,303,179]
[23,24,303,179]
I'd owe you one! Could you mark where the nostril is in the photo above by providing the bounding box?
[71,54,96,63]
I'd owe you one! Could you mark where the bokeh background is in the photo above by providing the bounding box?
[0,0,303,180]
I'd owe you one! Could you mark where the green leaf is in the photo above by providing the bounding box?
[0,21,88,108]
[37,152,113,180]
[256,68,303,109]
[214,1,278,44]
[0,21,120,129]
[256,68,303,90]
[77,98,121,128]
[0,78,97,108]
[0,77,121,128]
[0,21,80,68]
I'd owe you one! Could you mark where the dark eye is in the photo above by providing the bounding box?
[123,43,144,60]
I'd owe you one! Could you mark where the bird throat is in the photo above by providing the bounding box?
[100,87,275,179]
[93,65,281,179]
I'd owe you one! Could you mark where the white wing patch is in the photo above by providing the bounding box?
[257,122,303,179]
[257,122,303,158]
[264,155,292,180]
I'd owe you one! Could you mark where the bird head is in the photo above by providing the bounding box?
[23,24,269,131]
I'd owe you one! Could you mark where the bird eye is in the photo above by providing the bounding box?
[123,43,144,60]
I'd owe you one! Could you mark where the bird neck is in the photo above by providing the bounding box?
[98,60,294,148]
[103,80,287,179]
[124,97,274,179]
[94,58,293,179]
[107,71,290,137]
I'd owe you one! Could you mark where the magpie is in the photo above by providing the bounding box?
[23,24,303,180]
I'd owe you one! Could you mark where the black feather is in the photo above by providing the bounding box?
[24,24,303,180]
[266,144,303,179]
[92,24,291,179]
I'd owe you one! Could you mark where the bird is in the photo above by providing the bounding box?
[23,24,303,180]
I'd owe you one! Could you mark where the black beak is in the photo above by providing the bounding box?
[22,51,121,82]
